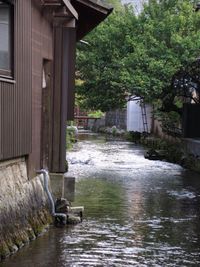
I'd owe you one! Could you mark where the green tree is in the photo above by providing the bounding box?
[76,0,200,112]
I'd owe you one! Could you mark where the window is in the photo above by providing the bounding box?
[0,1,13,77]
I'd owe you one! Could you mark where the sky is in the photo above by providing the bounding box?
[121,0,147,14]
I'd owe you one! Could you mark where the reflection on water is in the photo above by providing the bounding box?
[1,132,200,266]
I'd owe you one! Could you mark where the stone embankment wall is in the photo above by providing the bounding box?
[0,158,51,261]
[87,117,106,131]
[152,119,176,141]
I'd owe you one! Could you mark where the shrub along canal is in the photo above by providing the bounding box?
[1,132,200,266]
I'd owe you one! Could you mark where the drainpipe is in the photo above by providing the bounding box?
[36,169,66,224]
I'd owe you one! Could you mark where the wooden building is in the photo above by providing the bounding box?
[0,0,112,176]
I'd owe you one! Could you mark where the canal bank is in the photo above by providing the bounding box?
[1,132,200,266]
[97,126,200,173]
[139,135,200,173]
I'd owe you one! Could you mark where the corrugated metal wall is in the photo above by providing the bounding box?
[0,0,32,161]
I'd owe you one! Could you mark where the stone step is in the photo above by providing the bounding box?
[69,206,84,213]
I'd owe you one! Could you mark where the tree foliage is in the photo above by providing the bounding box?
[76,0,200,112]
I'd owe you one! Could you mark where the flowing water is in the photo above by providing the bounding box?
[1,132,200,267]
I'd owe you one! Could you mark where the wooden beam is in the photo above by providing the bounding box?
[41,0,61,6]
[51,26,63,173]
[50,26,76,173]
[65,27,76,120]
[62,0,78,19]
[42,0,78,20]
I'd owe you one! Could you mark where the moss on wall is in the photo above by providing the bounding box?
[0,210,52,261]
[0,158,53,261]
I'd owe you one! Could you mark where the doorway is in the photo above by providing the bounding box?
[41,59,52,169]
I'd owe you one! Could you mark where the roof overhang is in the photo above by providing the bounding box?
[39,0,113,38]
[71,0,113,40]
[41,0,78,23]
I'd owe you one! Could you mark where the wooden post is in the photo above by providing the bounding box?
[50,24,76,173]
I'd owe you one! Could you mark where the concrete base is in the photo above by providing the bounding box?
[49,173,64,199]
[183,138,200,157]
[49,173,75,202]
[63,175,75,202]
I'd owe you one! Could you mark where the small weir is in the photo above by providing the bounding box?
[1,132,200,266]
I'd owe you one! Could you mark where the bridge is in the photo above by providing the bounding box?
[74,116,101,128]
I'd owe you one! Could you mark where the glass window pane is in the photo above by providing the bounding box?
[0,5,10,71]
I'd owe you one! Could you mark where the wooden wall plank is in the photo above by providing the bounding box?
[51,26,63,172]
[0,0,32,161]
[28,1,53,177]
[66,28,76,121]
[50,26,76,173]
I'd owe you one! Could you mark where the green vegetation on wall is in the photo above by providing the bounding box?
[66,125,77,150]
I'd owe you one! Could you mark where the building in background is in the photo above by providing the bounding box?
[127,97,152,133]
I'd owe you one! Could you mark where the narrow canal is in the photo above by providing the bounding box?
[1,132,200,266]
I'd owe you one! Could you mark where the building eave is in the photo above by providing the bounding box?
[71,0,113,40]
[40,0,78,22]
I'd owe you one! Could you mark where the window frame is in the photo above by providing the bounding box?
[0,1,14,79]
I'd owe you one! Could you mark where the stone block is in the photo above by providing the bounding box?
[49,173,64,199]
[183,138,200,157]
[63,175,75,202]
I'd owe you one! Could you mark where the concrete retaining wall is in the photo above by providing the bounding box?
[183,138,200,157]
[0,158,51,261]
[152,119,178,142]
[105,109,127,129]
[87,117,106,131]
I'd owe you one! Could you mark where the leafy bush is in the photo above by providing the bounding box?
[88,110,104,118]
[66,126,77,150]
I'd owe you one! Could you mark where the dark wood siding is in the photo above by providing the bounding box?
[28,2,53,177]
[66,28,76,121]
[0,0,32,161]
[0,0,76,175]
[51,26,63,173]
